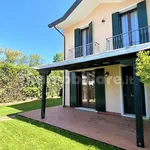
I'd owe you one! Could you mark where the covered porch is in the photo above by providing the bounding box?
[20,106,150,150]
[34,44,150,148]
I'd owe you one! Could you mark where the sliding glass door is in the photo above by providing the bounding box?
[82,71,95,109]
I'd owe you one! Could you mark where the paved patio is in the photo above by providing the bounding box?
[20,106,150,150]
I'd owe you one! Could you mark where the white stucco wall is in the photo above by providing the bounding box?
[63,0,150,117]
[105,65,121,113]
[145,86,150,118]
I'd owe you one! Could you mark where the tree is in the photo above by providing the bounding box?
[28,54,44,67]
[4,48,22,64]
[0,48,63,103]
[53,53,63,63]
[136,50,150,85]
[47,52,63,97]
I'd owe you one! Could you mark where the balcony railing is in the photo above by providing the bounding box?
[68,42,100,59]
[106,26,150,51]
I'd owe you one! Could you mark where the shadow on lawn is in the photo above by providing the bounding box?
[7,98,62,113]
[13,115,122,150]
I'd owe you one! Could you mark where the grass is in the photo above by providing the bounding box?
[0,98,119,150]
[0,98,61,117]
[0,115,118,150]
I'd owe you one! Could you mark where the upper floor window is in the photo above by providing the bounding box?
[81,28,90,56]
[74,22,93,58]
[111,1,149,50]
[121,9,140,47]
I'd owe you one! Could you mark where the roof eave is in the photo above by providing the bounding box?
[48,0,83,28]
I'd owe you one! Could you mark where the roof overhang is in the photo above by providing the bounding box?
[35,43,150,71]
[48,0,125,29]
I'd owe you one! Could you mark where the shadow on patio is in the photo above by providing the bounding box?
[19,106,150,150]
[14,115,119,150]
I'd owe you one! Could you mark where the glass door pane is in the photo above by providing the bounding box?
[82,30,87,57]
[81,28,89,56]
[130,10,139,45]
[82,71,95,109]
[121,14,129,47]
[82,72,88,106]
[88,71,95,108]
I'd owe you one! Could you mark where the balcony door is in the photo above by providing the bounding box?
[121,10,140,47]
[81,28,90,56]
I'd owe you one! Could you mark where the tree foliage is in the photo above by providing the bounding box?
[0,48,63,103]
[48,52,63,97]
[136,50,150,85]
[53,53,63,63]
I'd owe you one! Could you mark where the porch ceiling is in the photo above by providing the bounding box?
[34,43,150,71]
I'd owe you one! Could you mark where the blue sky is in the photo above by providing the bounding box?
[0,0,74,63]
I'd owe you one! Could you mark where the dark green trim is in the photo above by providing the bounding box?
[74,28,81,58]
[89,22,93,55]
[112,12,121,36]
[112,12,122,49]
[38,69,51,76]
[120,59,135,66]
[76,72,82,107]
[137,1,148,28]
[41,75,47,119]
[48,0,83,28]
[137,1,149,43]
[95,69,106,112]
[133,64,144,148]
[39,70,51,119]
[70,72,78,107]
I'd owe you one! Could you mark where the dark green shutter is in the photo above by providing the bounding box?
[95,69,106,112]
[89,22,93,54]
[70,72,82,107]
[112,12,122,49]
[76,72,82,106]
[74,29,81,58]
[70,72,78,107]
[137,1,149,43]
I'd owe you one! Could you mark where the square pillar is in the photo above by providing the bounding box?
[38,69,51,119]
[133,64,144,147]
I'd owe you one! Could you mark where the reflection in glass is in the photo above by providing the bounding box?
[82,71,95,108]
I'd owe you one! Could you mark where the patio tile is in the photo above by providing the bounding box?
[20,106,150,150]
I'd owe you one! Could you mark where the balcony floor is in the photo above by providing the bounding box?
[20,106,150,150]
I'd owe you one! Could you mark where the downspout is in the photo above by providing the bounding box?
[54,26,66,107]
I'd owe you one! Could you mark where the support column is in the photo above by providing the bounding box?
[133,64,144,148]
[41,75,47,119]
[38,69,51,119]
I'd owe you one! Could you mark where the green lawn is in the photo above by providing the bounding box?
[0,98,61,117]
[0,99,118,150]
[0,116,118,150]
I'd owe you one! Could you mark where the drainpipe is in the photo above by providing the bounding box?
[54,26,66,107]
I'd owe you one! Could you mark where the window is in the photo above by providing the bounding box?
[81,28,90,56]
[121,9,140,47]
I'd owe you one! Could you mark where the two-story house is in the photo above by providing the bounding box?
[36,0,150,148]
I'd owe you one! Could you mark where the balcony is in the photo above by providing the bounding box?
[106,26,150,51]
[67,26,150,60]
[68,42,100,59]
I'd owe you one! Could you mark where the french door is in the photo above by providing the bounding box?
[121,10,140,47]
[81,28,90,56]
[122,66,146,116]
[81,71,95,109]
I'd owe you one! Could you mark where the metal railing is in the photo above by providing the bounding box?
[106,26,150,51]
[68,42,100,59]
